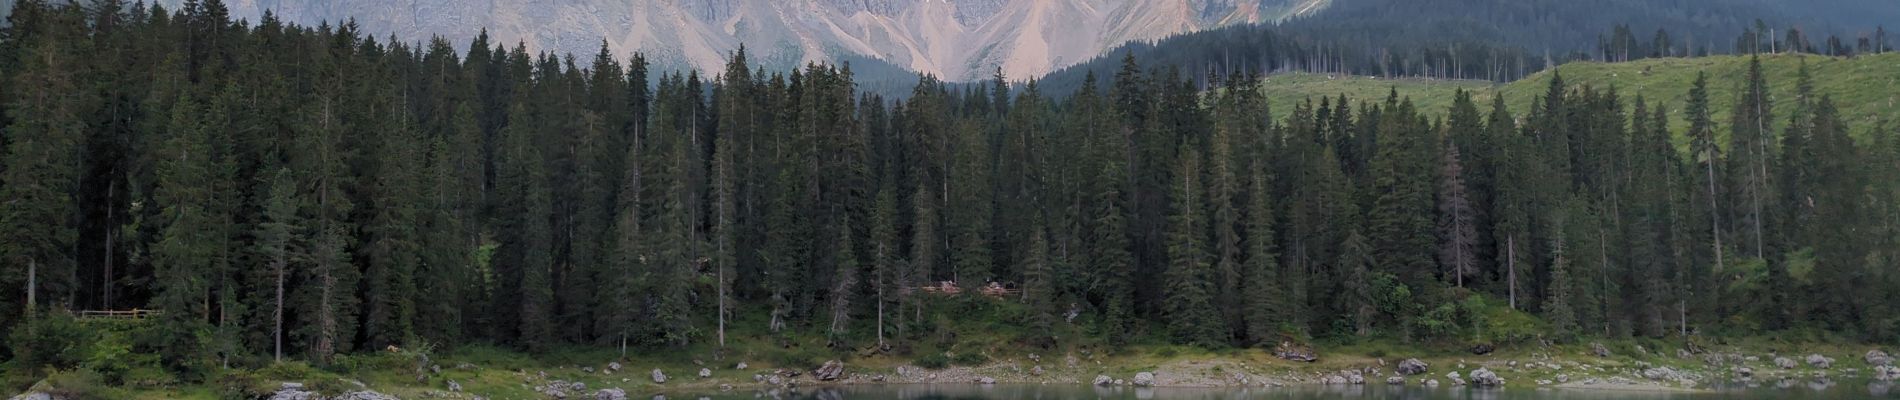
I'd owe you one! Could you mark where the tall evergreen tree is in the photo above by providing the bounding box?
[1164,143,1221,346]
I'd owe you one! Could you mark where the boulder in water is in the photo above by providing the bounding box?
[1132,372,1156,386]
[1468,368,1505,387]
[594,388,627,400]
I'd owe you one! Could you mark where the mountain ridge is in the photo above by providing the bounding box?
[126,0,1330,81]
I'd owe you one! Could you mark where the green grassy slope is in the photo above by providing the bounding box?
[1262,53,1900,140]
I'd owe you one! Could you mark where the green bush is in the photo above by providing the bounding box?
[39,368,107,398]
[914,353,950,369]
[6,312,94,371]
[214,370,277,399]
[950,351,988,366]
[120,365,177,389]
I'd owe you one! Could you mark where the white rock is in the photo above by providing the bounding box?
[1132,372,1156,386]
[1807,354,1834,369]
[651,369,668,383]
[698,368,712,378]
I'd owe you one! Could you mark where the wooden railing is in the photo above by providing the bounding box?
[77,309,163,320]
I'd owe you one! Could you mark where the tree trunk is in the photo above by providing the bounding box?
[27,258,36,311]
[1507,235,1517,310]
[1706,161,1724,272]
[274,251,286,362]
[103,180,115,309]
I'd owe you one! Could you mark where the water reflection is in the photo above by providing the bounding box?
[675,381,1893,399]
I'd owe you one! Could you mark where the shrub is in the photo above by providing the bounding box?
[914,353,950,369]
[40,368,106,398]
[120,366,177,389]
[950,351,988,366]
[6,312,94,371]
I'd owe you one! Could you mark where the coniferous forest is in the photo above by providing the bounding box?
[4,0,1900,392]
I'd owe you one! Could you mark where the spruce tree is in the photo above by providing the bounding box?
[150,92,221,369]
[495,103,555,350]
[252,168,300,361]
[1164,143,1221,346]
[0,26,86,329]
[1241,161,1283,346]
[1438,140,1478,288]
[826,215,858,345]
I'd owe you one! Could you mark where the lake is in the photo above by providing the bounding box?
[668,381,1898,399]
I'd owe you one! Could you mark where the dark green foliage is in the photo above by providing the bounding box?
[3,3,1900,383]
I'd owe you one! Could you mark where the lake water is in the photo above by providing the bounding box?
[674,381,1897,399]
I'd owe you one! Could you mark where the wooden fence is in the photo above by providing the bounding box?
[77,309,164,321]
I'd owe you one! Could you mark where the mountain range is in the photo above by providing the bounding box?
[124,0,1329,81]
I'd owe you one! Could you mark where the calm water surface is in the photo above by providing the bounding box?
[673,381,1897,399]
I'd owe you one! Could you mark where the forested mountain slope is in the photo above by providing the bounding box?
[4,1,1900,397]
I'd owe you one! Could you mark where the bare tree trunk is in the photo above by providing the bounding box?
[1706,160,1724,272]
[274,250,286,362]
[26,258,36,311]
[717,265,727,348]
[103,180,115,309]
[1507,235,1518,310]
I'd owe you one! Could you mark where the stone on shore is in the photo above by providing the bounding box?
[1776,357,1797,369]
[1592,342,1612,357]
[1274,342,1318,362]
[1806,354,1834,369]
[594,388,627,400]
[698,368,712,378]
[1867,350,1894,366]
[1133,372,1156,386]
[1093,375,1114,386]
[813,360,846,381]
[1397,358,1429,375]
[1386,376,1405,385]
[1468,368,1504,387]
[651,369,668,383]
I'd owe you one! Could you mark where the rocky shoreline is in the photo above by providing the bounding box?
[11,347,1896,400]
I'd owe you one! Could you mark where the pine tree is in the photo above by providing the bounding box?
[1241,161,1283,346]
[1366,100,1437,314]
[869,183,899,347]
[1339,224,1375,336]
[1546,228,1577,338]
[252,168,300,361]
[1726,56,1773,260]
[1439,140,1478,288]
[0,25,86,329]
[906,183,937,328]
[1686,73,1725,274]
[1164,143,1221,346]
[150,92,222,368]
[495,103,555,350]
[826,215,858,345]
[1020,217,1056,335]
[361,113,425,349]
[1206,93,1244,342]
[950,120,993,290]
